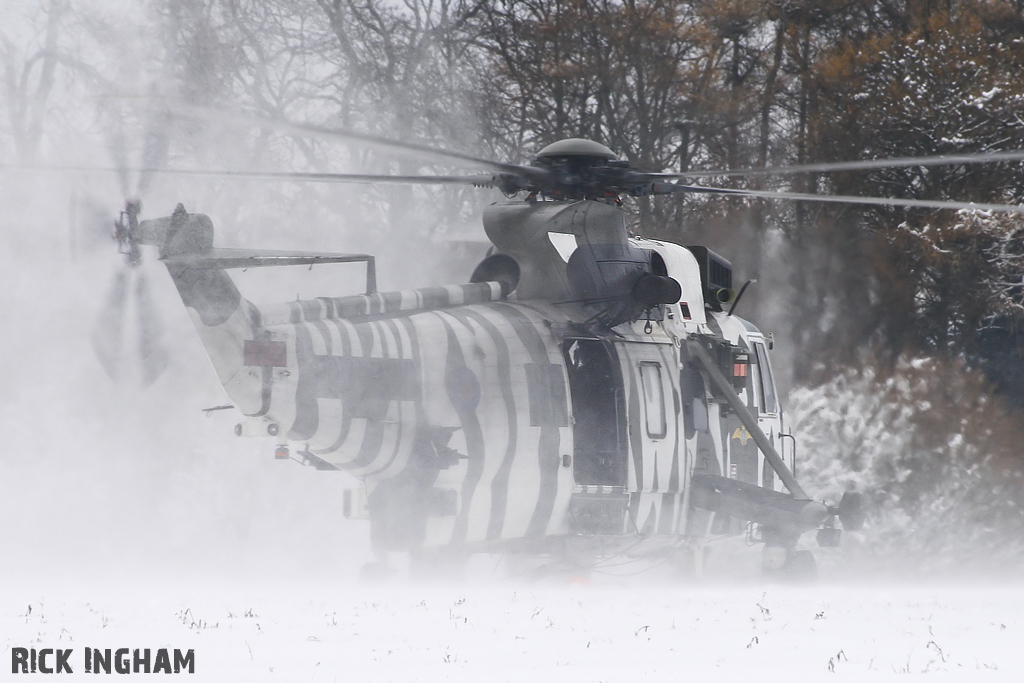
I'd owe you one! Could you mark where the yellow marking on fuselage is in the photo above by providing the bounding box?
[731,426,751,446]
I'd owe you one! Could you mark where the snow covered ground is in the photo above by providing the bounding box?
[5,576,1023,681]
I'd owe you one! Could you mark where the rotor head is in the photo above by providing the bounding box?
[488,137,652,201]
[535,138,617,161]
[114,199,144,266]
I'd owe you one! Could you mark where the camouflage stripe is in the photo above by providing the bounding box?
[288,305,320,441]
[641,500,657,535]
[656,343,681,493]
[380,290,404,312]
[662,342,685,501]
[314,282,500,321]
[298,298,323,323]
[617,343,644,522]
[344,320,391,473]
[248,302,273,418]
[658,490,675,534]
[434,313,486,545]
[419,287,450,309]
[395,314,428,476]
[312,318,356,458]
[353,317,374,359]
[489,303,563,538]
[450,307,518,541]
[312,299,334,355]
[360,317,412,478]
[668,449,681,494]
[318,297,335,319]
[305,318,418,470]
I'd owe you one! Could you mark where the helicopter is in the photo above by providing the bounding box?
[97,119,1024,581]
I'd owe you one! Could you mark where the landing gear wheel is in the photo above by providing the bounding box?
[761,544,788,575]
[359,561,398,582]
[409,549,469,581]
[761,547,817,584]
[784,550,818,583]
[838,491,866,531]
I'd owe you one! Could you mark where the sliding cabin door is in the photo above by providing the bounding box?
[563,339,627,487]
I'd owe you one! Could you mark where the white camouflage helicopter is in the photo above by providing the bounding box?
[95,121,1024,580]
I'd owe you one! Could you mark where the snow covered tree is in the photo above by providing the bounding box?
[779,1,1024,390]
[791,353,1024,574]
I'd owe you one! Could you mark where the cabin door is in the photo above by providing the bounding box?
[615,340,680,494]
[563,339,627,487]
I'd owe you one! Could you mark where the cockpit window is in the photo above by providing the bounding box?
[748,353,761,410]
[753,342,777,414]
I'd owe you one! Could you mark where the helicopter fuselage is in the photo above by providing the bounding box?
[149,199,826,561]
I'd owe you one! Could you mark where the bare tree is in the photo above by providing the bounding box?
[1,0,68,164]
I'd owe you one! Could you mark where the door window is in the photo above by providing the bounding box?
[639,362,667,439]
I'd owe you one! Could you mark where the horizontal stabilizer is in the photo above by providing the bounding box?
[161,248,373,270]
[162,248,377,294]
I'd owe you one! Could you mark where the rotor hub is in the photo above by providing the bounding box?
[525,139,656,201]
[535,138,617,160]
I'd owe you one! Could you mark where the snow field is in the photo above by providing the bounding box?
[4,579,1022,681]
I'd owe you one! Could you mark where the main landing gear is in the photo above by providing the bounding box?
[759,491,866,583]
[761,544,817,583]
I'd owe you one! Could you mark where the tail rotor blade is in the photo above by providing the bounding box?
[138,109,172,196]
[109,124,132,200]
[134,272,169,386]
[91,270,129,380]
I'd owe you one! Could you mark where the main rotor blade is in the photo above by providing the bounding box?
[146,169,497,186]
[147,99,548,181]
[665,183,1024,214]
[667,149,1024,179]
[0,163,498,186]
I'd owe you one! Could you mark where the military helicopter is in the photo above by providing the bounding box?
[97,118,1024,581]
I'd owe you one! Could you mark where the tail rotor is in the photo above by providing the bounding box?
[91,123,172,387]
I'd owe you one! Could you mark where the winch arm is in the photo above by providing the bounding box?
[686,340,808,500]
